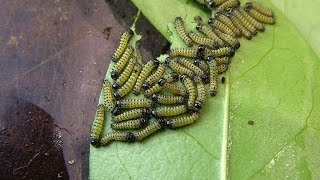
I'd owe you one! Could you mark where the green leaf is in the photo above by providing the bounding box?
[90,0,320,179]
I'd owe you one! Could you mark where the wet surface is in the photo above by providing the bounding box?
[0,0,168,179]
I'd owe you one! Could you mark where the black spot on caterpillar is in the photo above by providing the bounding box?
[116,98,154,109]
[188,31,219,49]
[90,104,105,147]
[103,79,115,112]
[111,29,134,62]
[206,56,219,96]
[208,18,236,37]
[165,112,200,129]
[114,63,142,98]
[133,59,159,95]
[143,64,165,89]
[100,131,136,146]
[216,0,240,12]
[152,93,185,105]
[245,2,273,17]
[113,56,137,89]
[165,57,195,78]
[111,117,148,130]
[112,108,150,123]
[151,104,187,117]
[174,17,193,46]
[111,46,134,79]
[196,23,225,47]
[226,12,253,39]
[214,12,242,37]
[180,74,197,111]
[245,6,275,24]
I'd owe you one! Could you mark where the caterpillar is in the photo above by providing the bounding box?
[207,0,229,7]
[143,63,165,89]
[204,47,235,58]
[112,108,150,123]
[238,8,265,31]
[214,12,242,37]
[208,18,236,37]
[112,56,137,89]
[111,117,148,130]
[160,72,180,83]
[114,63,142,98]
[165,112,200,129]
[165,57,195,78]
[194,77,206,111]
[213,29,240,49]
[144,83,163,98]
[133,59,159,95]
[152,105,187,117]
[181,75,196,111]
[218,64,228,74]
[196,23,225,47]
[216,56,231,65]
[100,131,136,146]
[231,8,257,35]
[216,0,240,12]
[116,98,154,109]
[111,46,134,79]
[188,31,219,49]
[152,93,185,105]
[111,29,134,62]
[90,104,105,147]
[170,47,200,58]
[226,12,253,39]
[245,2,273,17]
[175,17,193,46]
[162,82,188,97]
[134,120,164,141]
[245,6,275,24]
[207,56,219,96]
[103,79,115,112]
[194,58,210,73]
[176,58,209,82]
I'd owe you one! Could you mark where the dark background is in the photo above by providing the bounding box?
[0,0,169,179]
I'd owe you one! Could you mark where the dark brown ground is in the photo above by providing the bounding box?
[0,0,169,179]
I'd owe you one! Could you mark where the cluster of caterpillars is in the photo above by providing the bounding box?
[91,0,275,147]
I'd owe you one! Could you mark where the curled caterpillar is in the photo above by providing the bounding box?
[207,56,219,96]
[204,47,235,58]
[165,57,195,78]
[116,98,154,109]
[152,104,187,117]
[217,0,240,12]
[134,59,159,95]
[165,112,200,129]
[111,46,134,79]
[143,63,165,89]
[196,23,225,47]
[181,75,197,111]
[214,12,242,37]
[245,6,275,24]
[245,2,273,17]
[103,79,115,112]
[208,18,236,37]
[175,17,193,46]
[113,56,137,89]
[231,8,257,35]
[111,29,134,62]
[213,29,240,49]
[111,118,148,130]
[90,104,105,147]
[188,31,219,49]
[112,108,150,123]
[152,93,185,105]
[238,7,265,31]
[176,58,209,82]
[100,131,136,146]
[134,120,164,141]
[114,63,142,98]
[226,12,253,39]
